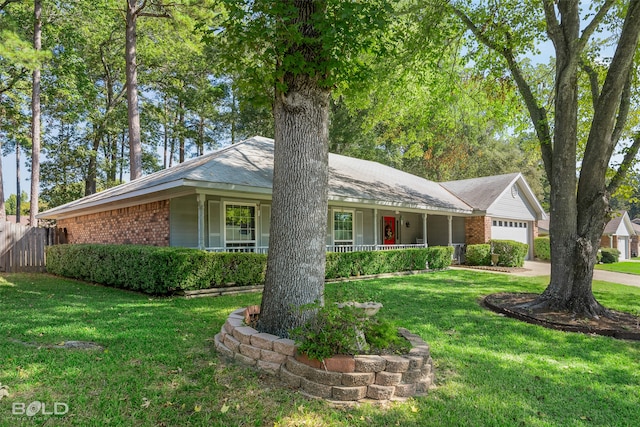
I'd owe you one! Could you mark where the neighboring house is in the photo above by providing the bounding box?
[37,136,547,260]
[631,218,640,258]
[601,211,637,260]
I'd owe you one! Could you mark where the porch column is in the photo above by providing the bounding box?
[374,208,379,248]
[197,193,205,250]
[448,215,453,246]
[422,213,428,247]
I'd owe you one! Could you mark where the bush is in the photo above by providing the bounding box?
[534,237,551,261]
[325,247,452,280]
[425,246,454,270]
[46,244,267,294]
[290,303,411,361]
[490,240,529,267]
[47,245,454,294]
[599,248,620,264]
[465,244,491,266]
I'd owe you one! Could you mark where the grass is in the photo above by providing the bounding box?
[595,261,640,275]
[0,272,639,426]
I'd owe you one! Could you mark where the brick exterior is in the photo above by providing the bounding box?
[465,216,492,245]
[56,200,170,246]
[600,235,617,250]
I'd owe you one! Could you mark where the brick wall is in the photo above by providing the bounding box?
[600,235,615,249]
[465,216,492,245]
[56,200,170,246]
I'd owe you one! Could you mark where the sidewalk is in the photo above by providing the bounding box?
[518,261,640,288]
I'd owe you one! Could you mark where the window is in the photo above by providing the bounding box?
[493,220,497,226]
[499,221,503,226]
[333,210,354,245]
[225,204,256,247]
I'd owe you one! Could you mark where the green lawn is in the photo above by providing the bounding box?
[595,261,640,275]
[1,272,639,426]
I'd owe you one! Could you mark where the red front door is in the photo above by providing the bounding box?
[383,216,396,245]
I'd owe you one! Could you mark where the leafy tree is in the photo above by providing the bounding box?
[450,0,640,317]
[30,0,42,226]
[218,0,396,336]
[5,191,30,217]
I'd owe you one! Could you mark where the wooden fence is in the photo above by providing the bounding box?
[0,222,66,273]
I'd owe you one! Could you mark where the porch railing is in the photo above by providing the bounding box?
[205,243,429,254]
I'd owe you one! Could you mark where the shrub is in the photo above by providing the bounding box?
[46,244,267,294]
[534,237,551,261]
[425,246,454,270]
[47,245,454,294]
[465,244,491,266]
[289,303,410,361]
[290,303,366,360]
[325,247,452,280]
[600,247,620,264]
[490,240,529,267]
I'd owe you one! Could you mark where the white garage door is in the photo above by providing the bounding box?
[491,218,532,259]
[618,237,629,260]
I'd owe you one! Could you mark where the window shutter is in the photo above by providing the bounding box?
[208,201,221,248]
[260,204,271,247]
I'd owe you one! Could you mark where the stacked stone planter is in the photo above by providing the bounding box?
[214,307,436,403]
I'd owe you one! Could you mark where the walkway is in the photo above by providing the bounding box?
[519,260,639,288]
[453,260,639,288]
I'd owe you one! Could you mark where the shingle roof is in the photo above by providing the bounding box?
[440,173,521,211]
[39,136,472,219]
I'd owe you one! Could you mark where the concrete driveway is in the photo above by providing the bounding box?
[519,260,640,288]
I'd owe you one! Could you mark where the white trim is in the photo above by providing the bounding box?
[332,208,355,246]
[223,202,258,247]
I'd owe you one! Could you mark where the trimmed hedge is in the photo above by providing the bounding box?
[465,244,491,266]
[599,247,620,264]
[490,239,529,267]
[534,237,551,261]
[325,246,453,279]
[47,244,454,294]
[46,244,267,294]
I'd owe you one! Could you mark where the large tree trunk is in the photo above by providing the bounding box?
[29,0,42,227]
[257,1,331,338]
[125,0,142,180]
[525,0,640,317]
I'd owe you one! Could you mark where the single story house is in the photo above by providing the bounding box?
[38,136,547,260]
[600,211,637,260]
[632,218,640,258]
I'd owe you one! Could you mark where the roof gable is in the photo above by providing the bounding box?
[441,173,546,220]
[604,211,636,236]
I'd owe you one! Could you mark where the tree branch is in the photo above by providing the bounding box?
[607,132,640,194]
[541,0,562,47]
[450,3,553,178]
[0,68,27,95]
[0,0,21,11]
[611,69,632,147]
[138,11,172,18]
[578,0,617,52]
[580,59,600,110]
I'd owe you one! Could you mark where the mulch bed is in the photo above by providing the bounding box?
[482,292,640,340]
[456,265,528,273]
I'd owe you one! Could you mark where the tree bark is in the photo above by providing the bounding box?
[258,1,331,337]
[29,0,42,227]
[125,0,143,180]
[453,0,640,318]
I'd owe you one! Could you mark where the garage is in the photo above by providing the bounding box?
[491,218,533,259]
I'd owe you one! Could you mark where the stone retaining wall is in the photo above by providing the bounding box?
[214,307,435,403]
